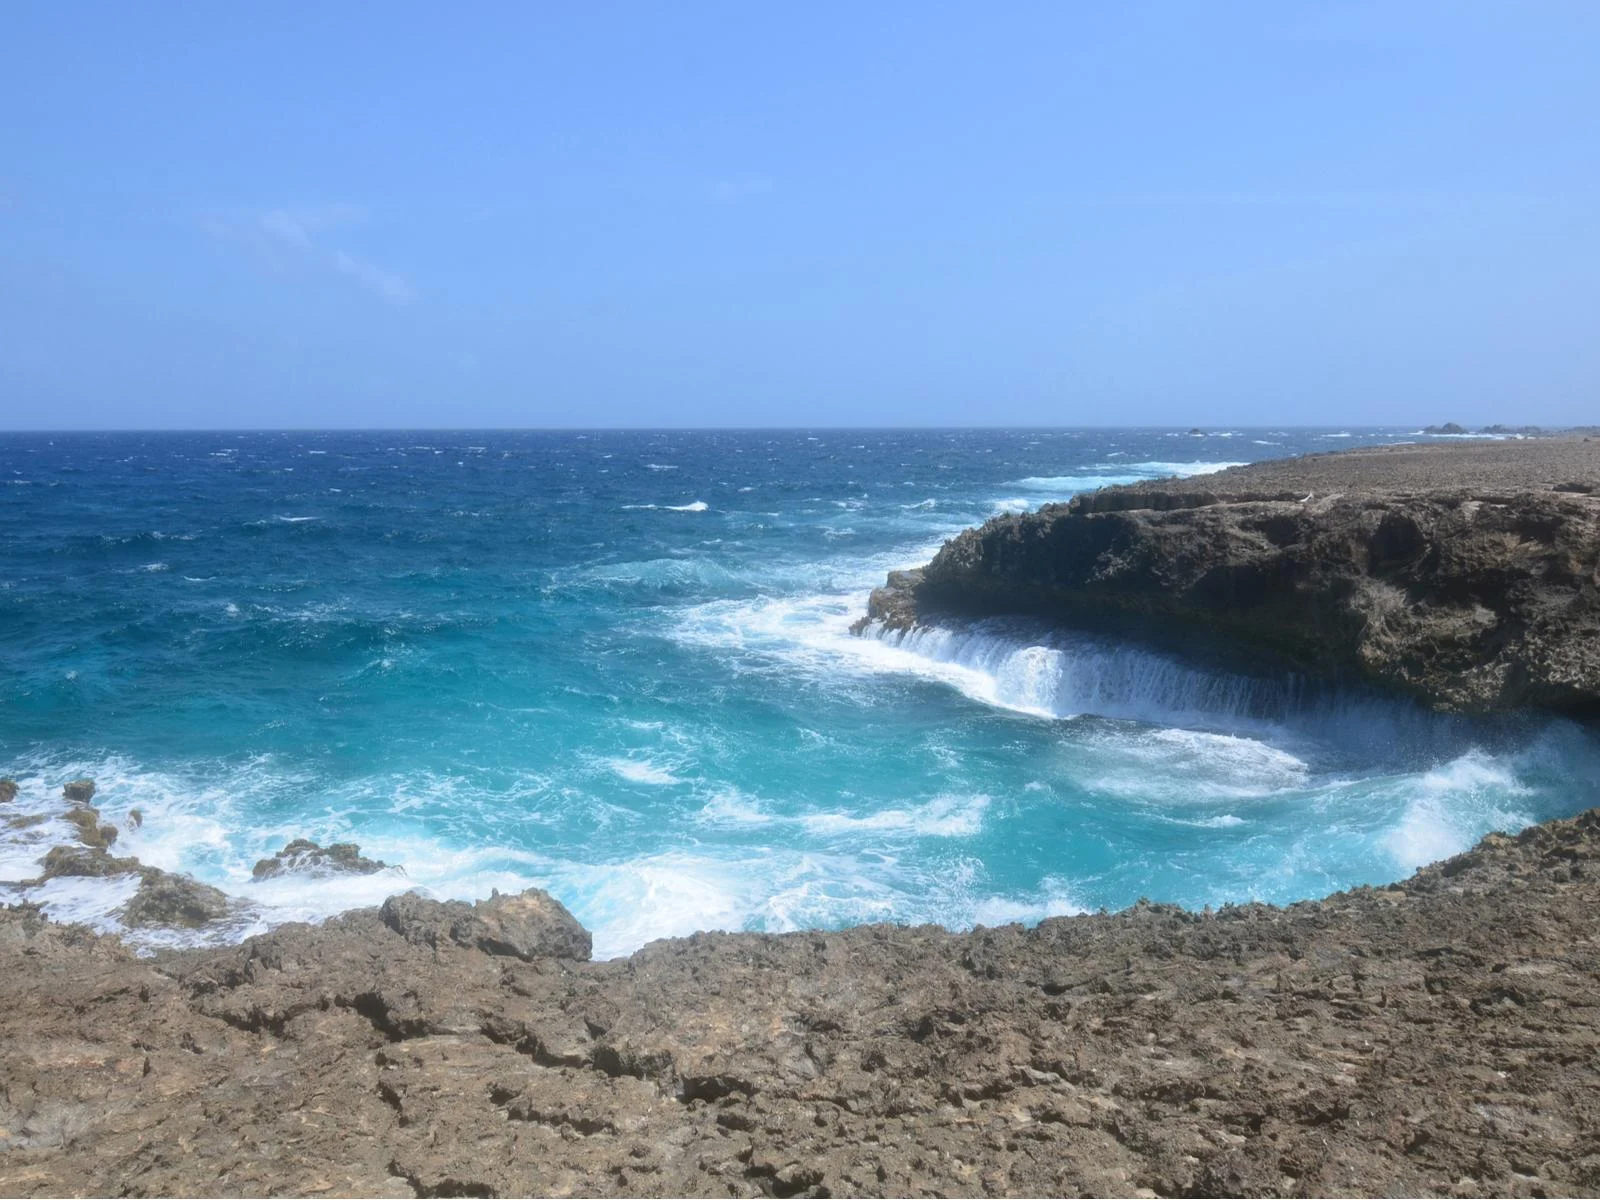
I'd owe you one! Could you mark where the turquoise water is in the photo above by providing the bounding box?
[3,427,1597,956]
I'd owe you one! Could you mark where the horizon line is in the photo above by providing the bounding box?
[0,422,1576,436]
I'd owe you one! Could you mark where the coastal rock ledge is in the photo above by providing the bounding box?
[862,440,1600,714]
[3,810,1600,1196]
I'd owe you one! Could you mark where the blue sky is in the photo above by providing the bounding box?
[2,1,1596,429]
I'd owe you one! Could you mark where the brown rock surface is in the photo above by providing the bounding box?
[863,439,1600,713]
[61,778,96,804]
[252,838,390,879]
[2,813,1599,1198]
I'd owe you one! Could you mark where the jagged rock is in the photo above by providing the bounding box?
[61,778,96,803]
[380,886,591,962]
[1424,422,1469,434]
[62,805,117,850]
[34,845,143,881]
[864,440,1600,714]
[0,778,17,804]
[126,807,143,829]
[473,888,592,962]
[252,838,388,879]
[120,871,235,929]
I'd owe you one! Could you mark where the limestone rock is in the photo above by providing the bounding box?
[863,439,1600,714]
[380,886,591,961]
[35,845,142,881]
[62,804,117,850]
[61,778,96,803]
[120,871,235,929]
[4,808,1600,1197]
[252,838,388,879]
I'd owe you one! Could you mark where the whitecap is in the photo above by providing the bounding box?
[800,793,990,838]
[603,757,683,786]
[1121,461,1248,477]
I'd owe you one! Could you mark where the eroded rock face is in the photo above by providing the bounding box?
[252,838,389,879]
[865,443,1600,714]
[380,886,592,962]
[2,811,1599,1197]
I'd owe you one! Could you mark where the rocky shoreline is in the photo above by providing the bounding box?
[860,439,1600,714]
[2,796,1597,1197]
[5,438,1600,1196]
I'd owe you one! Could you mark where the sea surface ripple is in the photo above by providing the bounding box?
[3,427,1597,957]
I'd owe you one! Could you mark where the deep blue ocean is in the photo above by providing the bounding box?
[4,427,1598,957]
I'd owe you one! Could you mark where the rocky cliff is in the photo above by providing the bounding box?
[863,440,1600,714]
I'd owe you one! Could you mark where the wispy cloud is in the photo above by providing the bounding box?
[209,204,416,306]
[332,249,416,306]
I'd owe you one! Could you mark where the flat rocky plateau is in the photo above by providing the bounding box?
[1,809,1599,1198]
[865,437,1600,713]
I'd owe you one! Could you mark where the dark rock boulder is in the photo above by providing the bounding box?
[252,838,389,880]
[380,887,591,962]
[61,778,96,803]
[120,870,236,929]
[35,845,143,881]
[0,778,17,804]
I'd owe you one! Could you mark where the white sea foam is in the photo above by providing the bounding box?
[1012,474,1142,492]
[800,793,990,838]
[1082,727,1310,802]
[603,757,684,786]
[1382,751,1532,870]
[666,500,709,512]
[1121,461,1248,476]
[859,619,1291,724]
[971,879,1085,925]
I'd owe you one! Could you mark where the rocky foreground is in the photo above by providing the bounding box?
[863,438,1600,714]
[0,807,1597,1198]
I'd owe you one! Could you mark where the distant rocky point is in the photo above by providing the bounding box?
[1422,421,1547,436]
